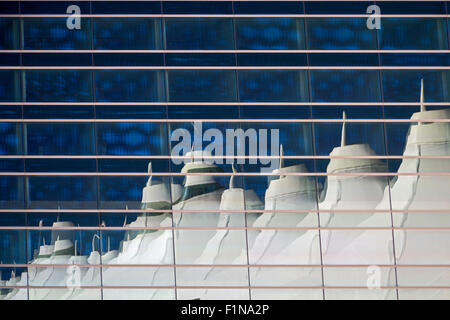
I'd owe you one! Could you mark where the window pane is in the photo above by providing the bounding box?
[0,71,21,102]
[26,123,95,155]
[0,18,20,49]
[96,122,168,155]
[167,70,237,102]
[239,70,309,102]
[0,122,22,155]
[94,18,162,50]
[235,18,305,50]
[23,17,91,50]
[380,18,448,50]
[26,176,97,209]
[24,70,93,102]
[165,18,234,50]
[307,18,378,50]
[382,70,450,102]
[310,70,381,102]
[95,70,165,102]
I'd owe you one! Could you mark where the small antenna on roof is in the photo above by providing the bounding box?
[420,78,426,113]
[341,111,347,147]
[279,144,284,169]
[146,162,153,186]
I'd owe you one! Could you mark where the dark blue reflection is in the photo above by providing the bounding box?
[314,122,387,156]
[0,71,21,102]
[95,70,165,102]
[239,70,309,102]
[241,105,310,119]
[235,1,303,14]
[0,53,20,66]
[0,106,21,119]
[97,122,168,155]
[23,18,91,50]
[165,18,234,50]
[381,53,450,67]
[382,71,450,102]
[305,1,372,14]
[167,70,237,102]
[0,213,25,227]
[238,53,307,66]
[96,105,166,119]
[0,176,24,209]
[26,123,95,155]
[98,158,169,173]
[0,159,23,172]
[307,18,377,50]
[92,1,161,14]
[99,176,148,209]
[20,1,89,14]
[235,18,305,50]
[0,123,22,155]
[94,53,164,66]
[27,176,97,209]
[94,18,162,50]
[163,1,232,14]
[168,105,239,119]
[0,231,27,264]
[310,70,381,102]
[25,159,96,172]
[22,53,92,67]
[25,70,93,102]
[166,53,235,66]
[23,105,94,119]
[0,18,20,49]
[380,18,448,50]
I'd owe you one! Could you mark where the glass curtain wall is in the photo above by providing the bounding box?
[0,0,449,300]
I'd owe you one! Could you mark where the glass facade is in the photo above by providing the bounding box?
[0,0,449,300]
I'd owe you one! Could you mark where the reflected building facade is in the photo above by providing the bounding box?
[0,0,450,300]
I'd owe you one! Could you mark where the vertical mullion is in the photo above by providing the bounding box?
[161,0,178,301]
[89,1,103,301]
[303,0,326,301]
[231,0,252,301]
[374,0,400,301]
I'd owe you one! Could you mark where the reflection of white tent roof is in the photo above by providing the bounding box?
[327,112,387,174]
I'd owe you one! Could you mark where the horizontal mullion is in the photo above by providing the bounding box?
[1,118,450,122]
[2,66,449,69]
[3,50,450,54]
[1,102,448,106]
[0,14,448,18]
[0,209,448,213]
[1,226,450,230]
[1,155,450,159]
[0,172,449,176]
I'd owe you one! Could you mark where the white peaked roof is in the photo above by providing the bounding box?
[142,162,183,205]
[265,145,315,199]
[53,238,74,254]
[408,79,450,144]
[51,220,75,244]
[142,162,171,205]
[38,244,54,257]
[181,150,219,186]
[327,111,387,173]
[219,164,263,211]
